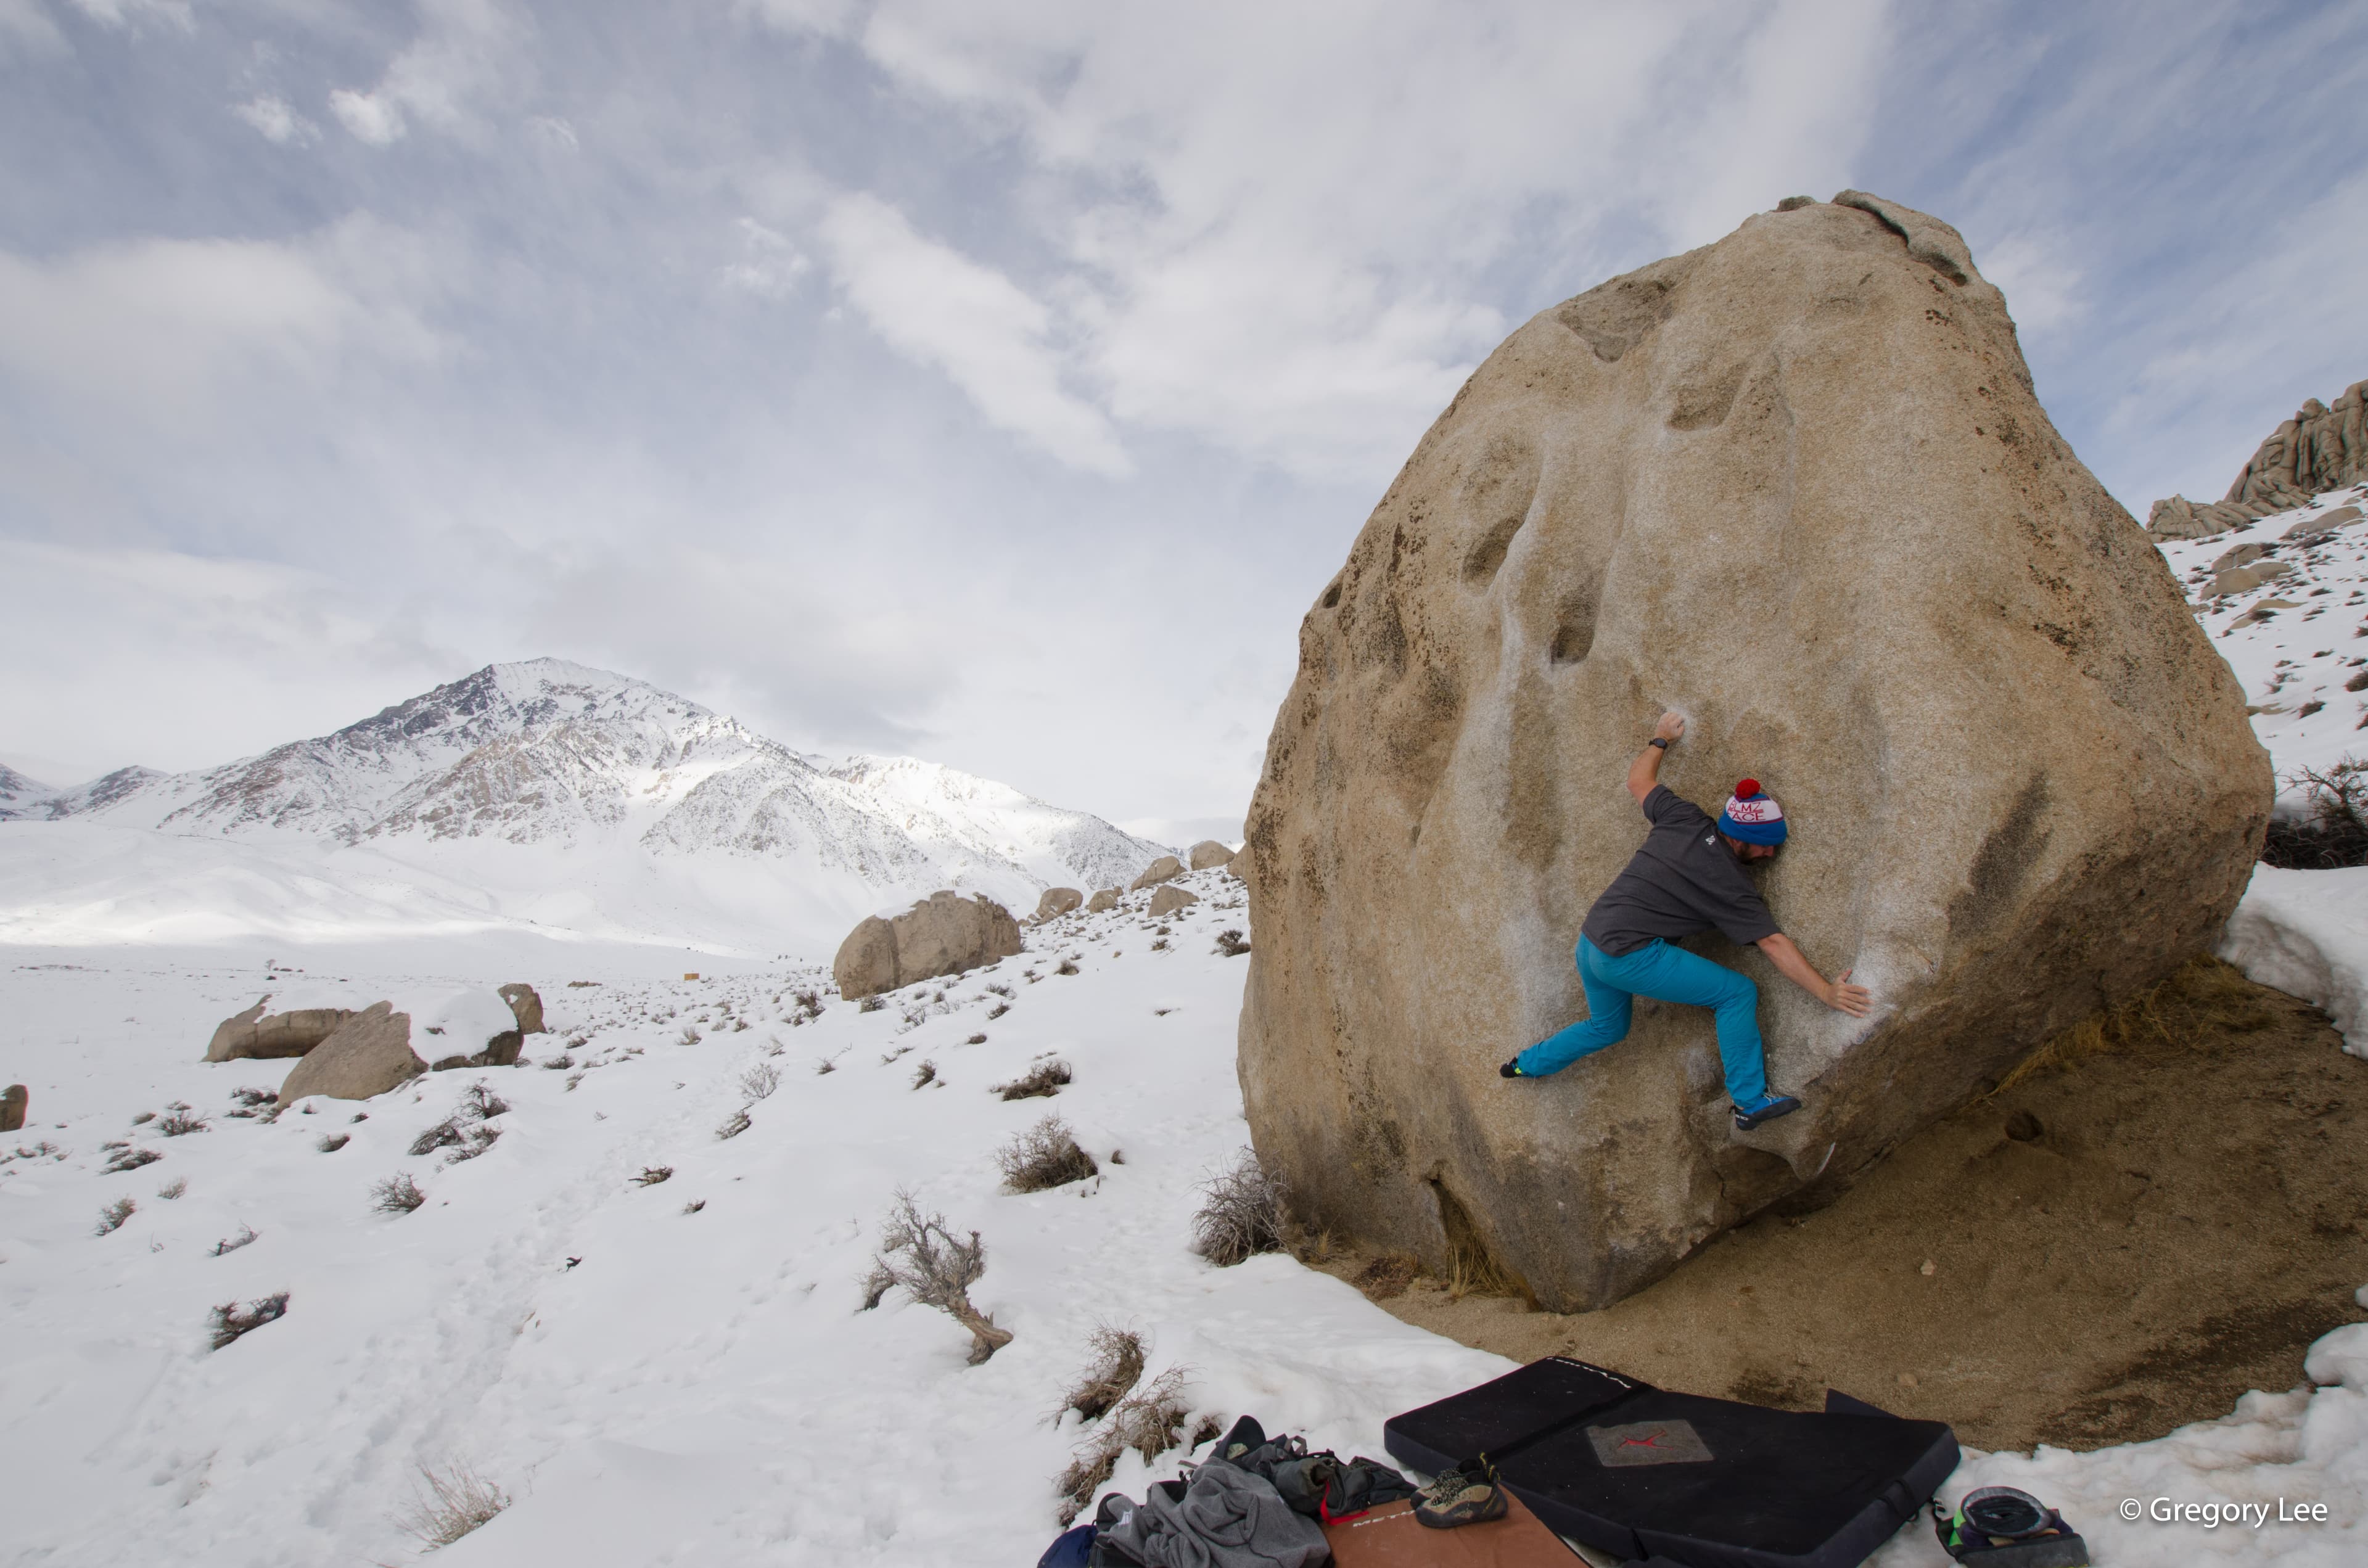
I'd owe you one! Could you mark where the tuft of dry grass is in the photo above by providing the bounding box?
[631,1165,673,1187]
[997,1115,1098,1192]
[1055,1324,1146,1424]
[396,1460,511,1549]
[208,1292,289,1350]
[1190,1148,1286,1266]
[95,1196,136,1235]
[157,1177,188,1200]
[911,1060,939,1090]
[1052,1368,1193,1524]
[372,1173,427,1214]
[715,1107,752,1140]
[1993,955,2275,1097]
[993,1057,1071,1101]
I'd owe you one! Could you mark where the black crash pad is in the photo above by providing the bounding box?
[1384,1358,1958,1568]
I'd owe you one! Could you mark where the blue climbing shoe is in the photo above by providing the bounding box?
[1732,1092,1801,1131]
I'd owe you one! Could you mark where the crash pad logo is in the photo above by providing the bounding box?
[1587,1420,1714,1467]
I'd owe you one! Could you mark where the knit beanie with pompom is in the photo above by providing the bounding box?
[1718,779,1787,846]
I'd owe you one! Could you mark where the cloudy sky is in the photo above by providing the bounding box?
[2,0,2363,842]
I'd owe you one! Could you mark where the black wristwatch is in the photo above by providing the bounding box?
[1648,737,1672,750]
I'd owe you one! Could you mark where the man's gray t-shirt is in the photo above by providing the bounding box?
[1579,785,1780,958]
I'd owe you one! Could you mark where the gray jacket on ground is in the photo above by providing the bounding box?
[1099,1461,1330,1568]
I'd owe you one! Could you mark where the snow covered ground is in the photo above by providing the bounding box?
[2,863,2362,1564]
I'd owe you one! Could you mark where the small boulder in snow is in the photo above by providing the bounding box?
[1128,855,1185,892]
[832,892,1024,999]
[1086,888,1120,913]
[498,983,546,1035]
[1031,888,1083,923]
[0,1082,25,1133]
[1187,840,1236,871]
[277,1003,427,1106]
[1148,885,1200,918]
[204,999,358,1063]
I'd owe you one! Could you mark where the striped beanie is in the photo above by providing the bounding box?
[1719,779,1788,846]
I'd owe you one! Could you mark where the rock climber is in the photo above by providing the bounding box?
[1500,711,1870,1130]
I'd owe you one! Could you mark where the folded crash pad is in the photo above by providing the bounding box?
[1323,1494,1579,1567]
[1384,1358,1958,1568]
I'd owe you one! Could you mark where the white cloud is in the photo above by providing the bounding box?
[232,94,316,146]
[327,0,518,147]
[0,0,65,54]
[0,219,448,426]
[329,86,406,144]
[718,218,810,300]
[817,192,1130,477]
[1978,233,2085,335]
[65,0,190,32]
[528,114,578,150]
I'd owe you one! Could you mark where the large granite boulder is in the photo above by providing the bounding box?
[1032,887,1084,922]
[831,891,1024,999]
[1086,888,1120,913]
[204,999,357,1062]
[1129,855,1185,892]
[498,983,546,1035]
[1148,885,1200,918]
[278,1003,427,1106]
[1,1083,24,1133]
[1188,840,1236,871]
[1236,192,2271,1313]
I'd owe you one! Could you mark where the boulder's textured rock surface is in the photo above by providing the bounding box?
[1086,888,1120,913]
[831,892,1024,999]
[278,1003,426,1105]
[1129,855,1184,892]
[1237,192,2271,1313]
[1148,885,1200,918]
[204,999,357,1062]
[1,1083,25,1133]
[1032,887,1084,922]
[1188,840,1236,871]
[498,983,546,1035]
[2148,379,2368,537]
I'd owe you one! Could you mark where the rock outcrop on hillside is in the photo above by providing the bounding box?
[1236,191,2270,1312]
[2148,379,2368,538]
[278,1003,427,1105]
[1032,887,1084,922]
[498,983,545,1035]
[1188,840,1236,871]
[1129,856,1184,892]
[1,1083,24,1133]
[832,892,1024,999]
[204,1001,358,1062]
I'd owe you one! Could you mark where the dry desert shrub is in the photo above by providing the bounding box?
[631,1165,673,1186]
[715,1107,752,1139]
[858,995,887,1013]
[157,1177,188,1200]
[911,1059,938,1090]
[212,1224,259,1255]
[95,1196,136,1235]
[372,1173,427,1214]
[317,1133,350,1153]
[1213,929,1251,958]
[157,1104,208,1136]
[993,1058,1071,1101]
[103,1145,163,1175]
[858,1191,1012,1364]
[396,1460,511,1549]
[997,1115,1098,1192]
[1191,1148,1286,1266]
[208,1292,289,1350]
[1053,1368,1193,1524]
[1057,1324,1147,1424]
[739,1061,781,1100]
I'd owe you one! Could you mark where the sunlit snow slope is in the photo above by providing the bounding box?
[0,660,1170,958]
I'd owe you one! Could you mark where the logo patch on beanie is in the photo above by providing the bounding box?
[1724,794,1783,824]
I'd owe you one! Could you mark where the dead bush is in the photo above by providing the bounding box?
[157,1103,208,1136]
[2262,758,2368,868]
[859,995,887,1013]
[1056,1324,1146,1423]
[998,1115,1098,1192]
[858,1191,1012,1364]
[317,1133,350,1153]
[716,1107,752,1139]
[396,1459,511,1549]
[1214,929,1251,958]
[223,1086,278,1119]
[1054,958,1080,976]
[212,1224,259,1255]
[104,1146,163,1175]
[1191,1148,1286,1266]
[987,1003,1010,1020]
[95,1196,136,1235]
[739,1061,781,1100]
[994,1058,1072,1101]
[372,1173,427,1214]
[912,1060,938,1090]
[157,1177,187,1199]
[208,1291,289,1350]
[1053,1368,1193,1524]
[632,1165,673,1186]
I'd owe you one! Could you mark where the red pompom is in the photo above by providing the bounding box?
[1735,778,1761,798]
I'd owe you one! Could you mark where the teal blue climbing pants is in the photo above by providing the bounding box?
[1514,935,1769,1104]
